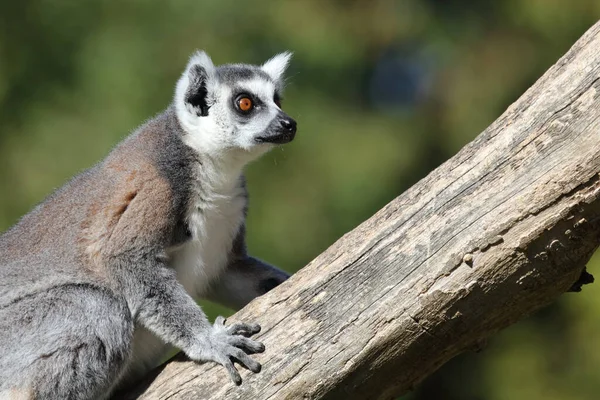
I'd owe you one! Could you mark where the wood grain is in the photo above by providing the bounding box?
[123,22,600,400]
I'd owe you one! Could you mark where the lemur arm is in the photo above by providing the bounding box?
[96,179,264,385]
[116,253,212,347]
[205,225,290,310]
[114,254,263,382]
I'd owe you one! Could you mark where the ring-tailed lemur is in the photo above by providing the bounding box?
[0,50,296,399]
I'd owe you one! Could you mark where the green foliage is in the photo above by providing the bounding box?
[1,1,599,397]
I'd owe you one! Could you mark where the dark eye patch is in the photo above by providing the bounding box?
[231,90,265,116]
[274,92,282,108]
[235,94,254,113]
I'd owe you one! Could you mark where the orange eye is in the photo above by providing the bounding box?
[237,96,253,112]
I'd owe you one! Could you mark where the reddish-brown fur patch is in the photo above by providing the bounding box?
[124,191,138,203]
[79,160,173,272]
[126,171,137,182]
[113,191,137,219]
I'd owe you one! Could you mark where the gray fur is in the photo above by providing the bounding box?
[217,65,274,86]
[0,51,294,399]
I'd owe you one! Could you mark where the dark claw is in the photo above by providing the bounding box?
[223,359,242,385]
[228,335,265,354]
[230,348,261,373]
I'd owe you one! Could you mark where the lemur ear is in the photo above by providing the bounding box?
[261,51,292,83]
[175,51,217,117]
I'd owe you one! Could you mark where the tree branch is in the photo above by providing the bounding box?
[123,22,600,400]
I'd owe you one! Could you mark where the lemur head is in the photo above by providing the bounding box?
[175,51,296,161]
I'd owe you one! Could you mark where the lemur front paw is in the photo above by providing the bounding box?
[188,316,265,385]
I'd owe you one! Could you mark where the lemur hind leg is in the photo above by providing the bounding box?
[0,284,133,400]
[206,256,290,310]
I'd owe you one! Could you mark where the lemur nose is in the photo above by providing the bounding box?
[280,117,297,134]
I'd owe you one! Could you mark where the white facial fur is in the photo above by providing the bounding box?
[174,51,292,166]
[262,51,293,82]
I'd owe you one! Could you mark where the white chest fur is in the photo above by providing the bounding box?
[170,177,247,299]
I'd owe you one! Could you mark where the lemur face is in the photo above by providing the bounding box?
[175,51,296,158]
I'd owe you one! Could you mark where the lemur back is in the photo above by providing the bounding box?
[0,51,295,399]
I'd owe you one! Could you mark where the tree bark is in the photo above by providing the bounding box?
[123,22,600,400]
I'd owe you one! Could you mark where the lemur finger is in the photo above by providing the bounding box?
[214,316,226,327]
[226,322,261,336]
[227,335,265,354]
[229,347,262,373]
[219,357,242,385]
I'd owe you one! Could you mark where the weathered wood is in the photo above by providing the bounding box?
[124,22,600,400]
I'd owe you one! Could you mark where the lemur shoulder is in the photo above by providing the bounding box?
[0,50,296,399]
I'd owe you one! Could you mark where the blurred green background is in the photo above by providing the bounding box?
[1,1,599,399]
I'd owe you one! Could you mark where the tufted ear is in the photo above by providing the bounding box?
[261,51,292,83]
[175,51,217,117]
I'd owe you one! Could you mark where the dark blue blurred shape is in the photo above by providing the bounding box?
[368,46,434,111]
